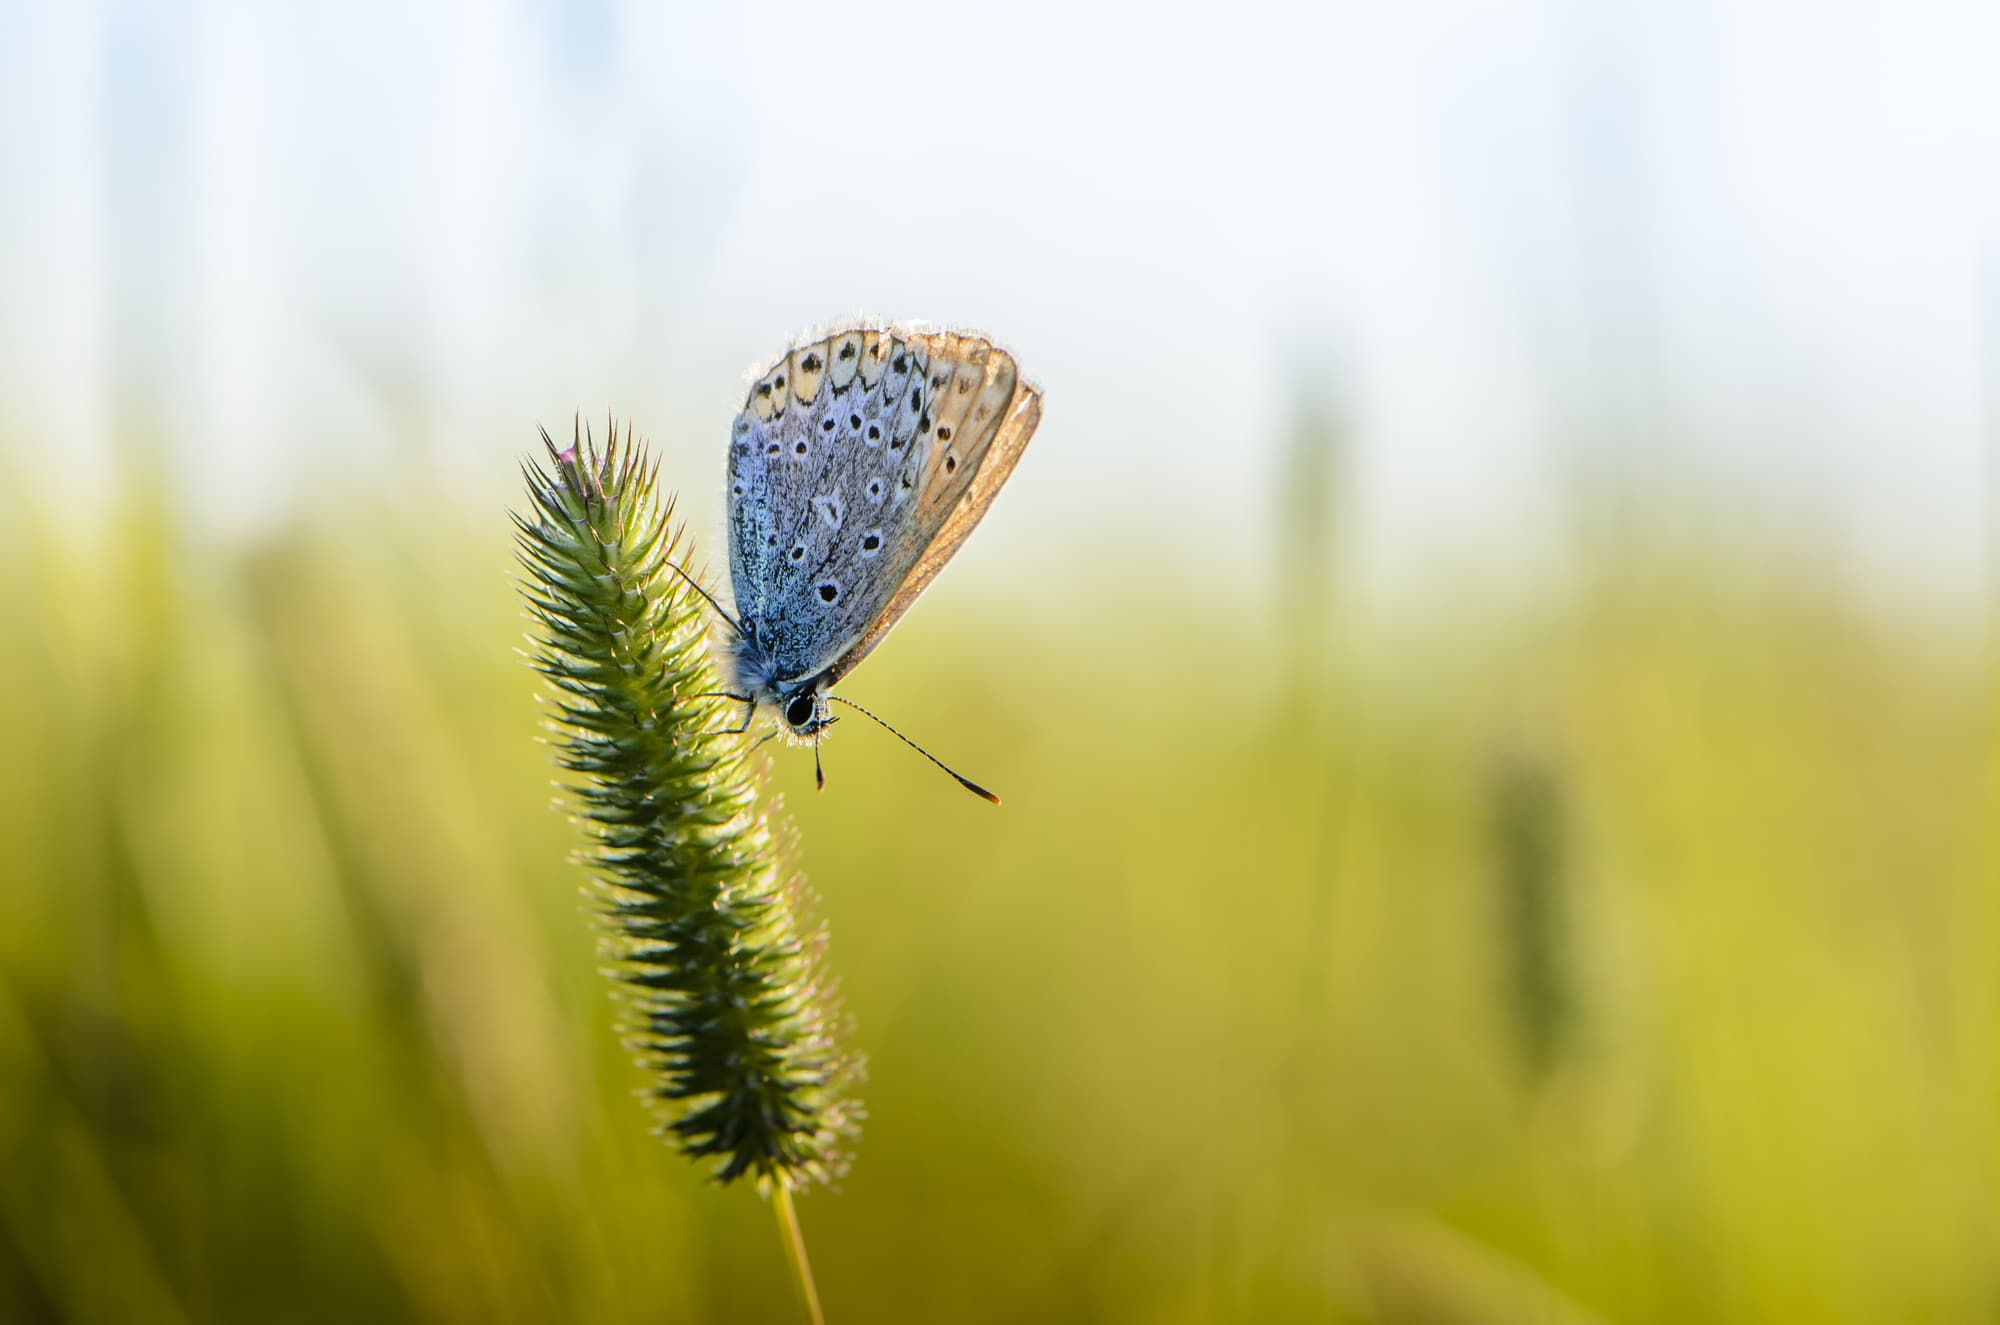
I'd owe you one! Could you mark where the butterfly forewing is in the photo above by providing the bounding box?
[725,322,1041,688]
[827,366,1040,684]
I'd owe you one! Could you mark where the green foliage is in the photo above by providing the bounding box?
[514,423,857,1189]
[0,445,1995,1322]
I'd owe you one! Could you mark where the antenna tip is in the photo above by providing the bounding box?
[961,778,1002,806]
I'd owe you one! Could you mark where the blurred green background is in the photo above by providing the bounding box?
[3,445,1993,1322]
[5,2,2000,1321]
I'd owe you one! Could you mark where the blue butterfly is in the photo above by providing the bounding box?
[698,323,1041,802]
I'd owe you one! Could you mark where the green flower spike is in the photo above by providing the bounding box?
[514,420,858,1320]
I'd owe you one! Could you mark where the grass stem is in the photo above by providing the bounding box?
[772,1186,826,1325]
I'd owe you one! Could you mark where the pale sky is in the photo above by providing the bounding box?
[3,0,1997,606]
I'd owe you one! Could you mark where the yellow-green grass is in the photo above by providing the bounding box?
[0,468,1991,1323]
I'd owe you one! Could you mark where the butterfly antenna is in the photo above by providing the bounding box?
[814,737,826,792]
[828,695,1001,805]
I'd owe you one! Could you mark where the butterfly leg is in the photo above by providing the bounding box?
[693,691,756,735]
[664,560,748,640]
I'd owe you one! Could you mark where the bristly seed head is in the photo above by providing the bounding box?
[514,418,860,1190]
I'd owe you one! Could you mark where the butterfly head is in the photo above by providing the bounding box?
[778,682,835,740]
[726,625,835,740]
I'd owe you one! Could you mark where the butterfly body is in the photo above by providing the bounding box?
[723,322,1041,749]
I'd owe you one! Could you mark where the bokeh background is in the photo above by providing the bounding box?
[4,2,2000,1321]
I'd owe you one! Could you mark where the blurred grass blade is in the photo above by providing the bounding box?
[1491,748,1574,1081]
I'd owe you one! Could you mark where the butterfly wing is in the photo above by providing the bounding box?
[724,323,1040,688]
[824,330,1041,685]
[726,326,890,667]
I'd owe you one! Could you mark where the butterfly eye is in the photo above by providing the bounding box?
[784,694,815,728]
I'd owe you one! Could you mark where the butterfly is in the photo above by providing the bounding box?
[699,322,1042,802]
